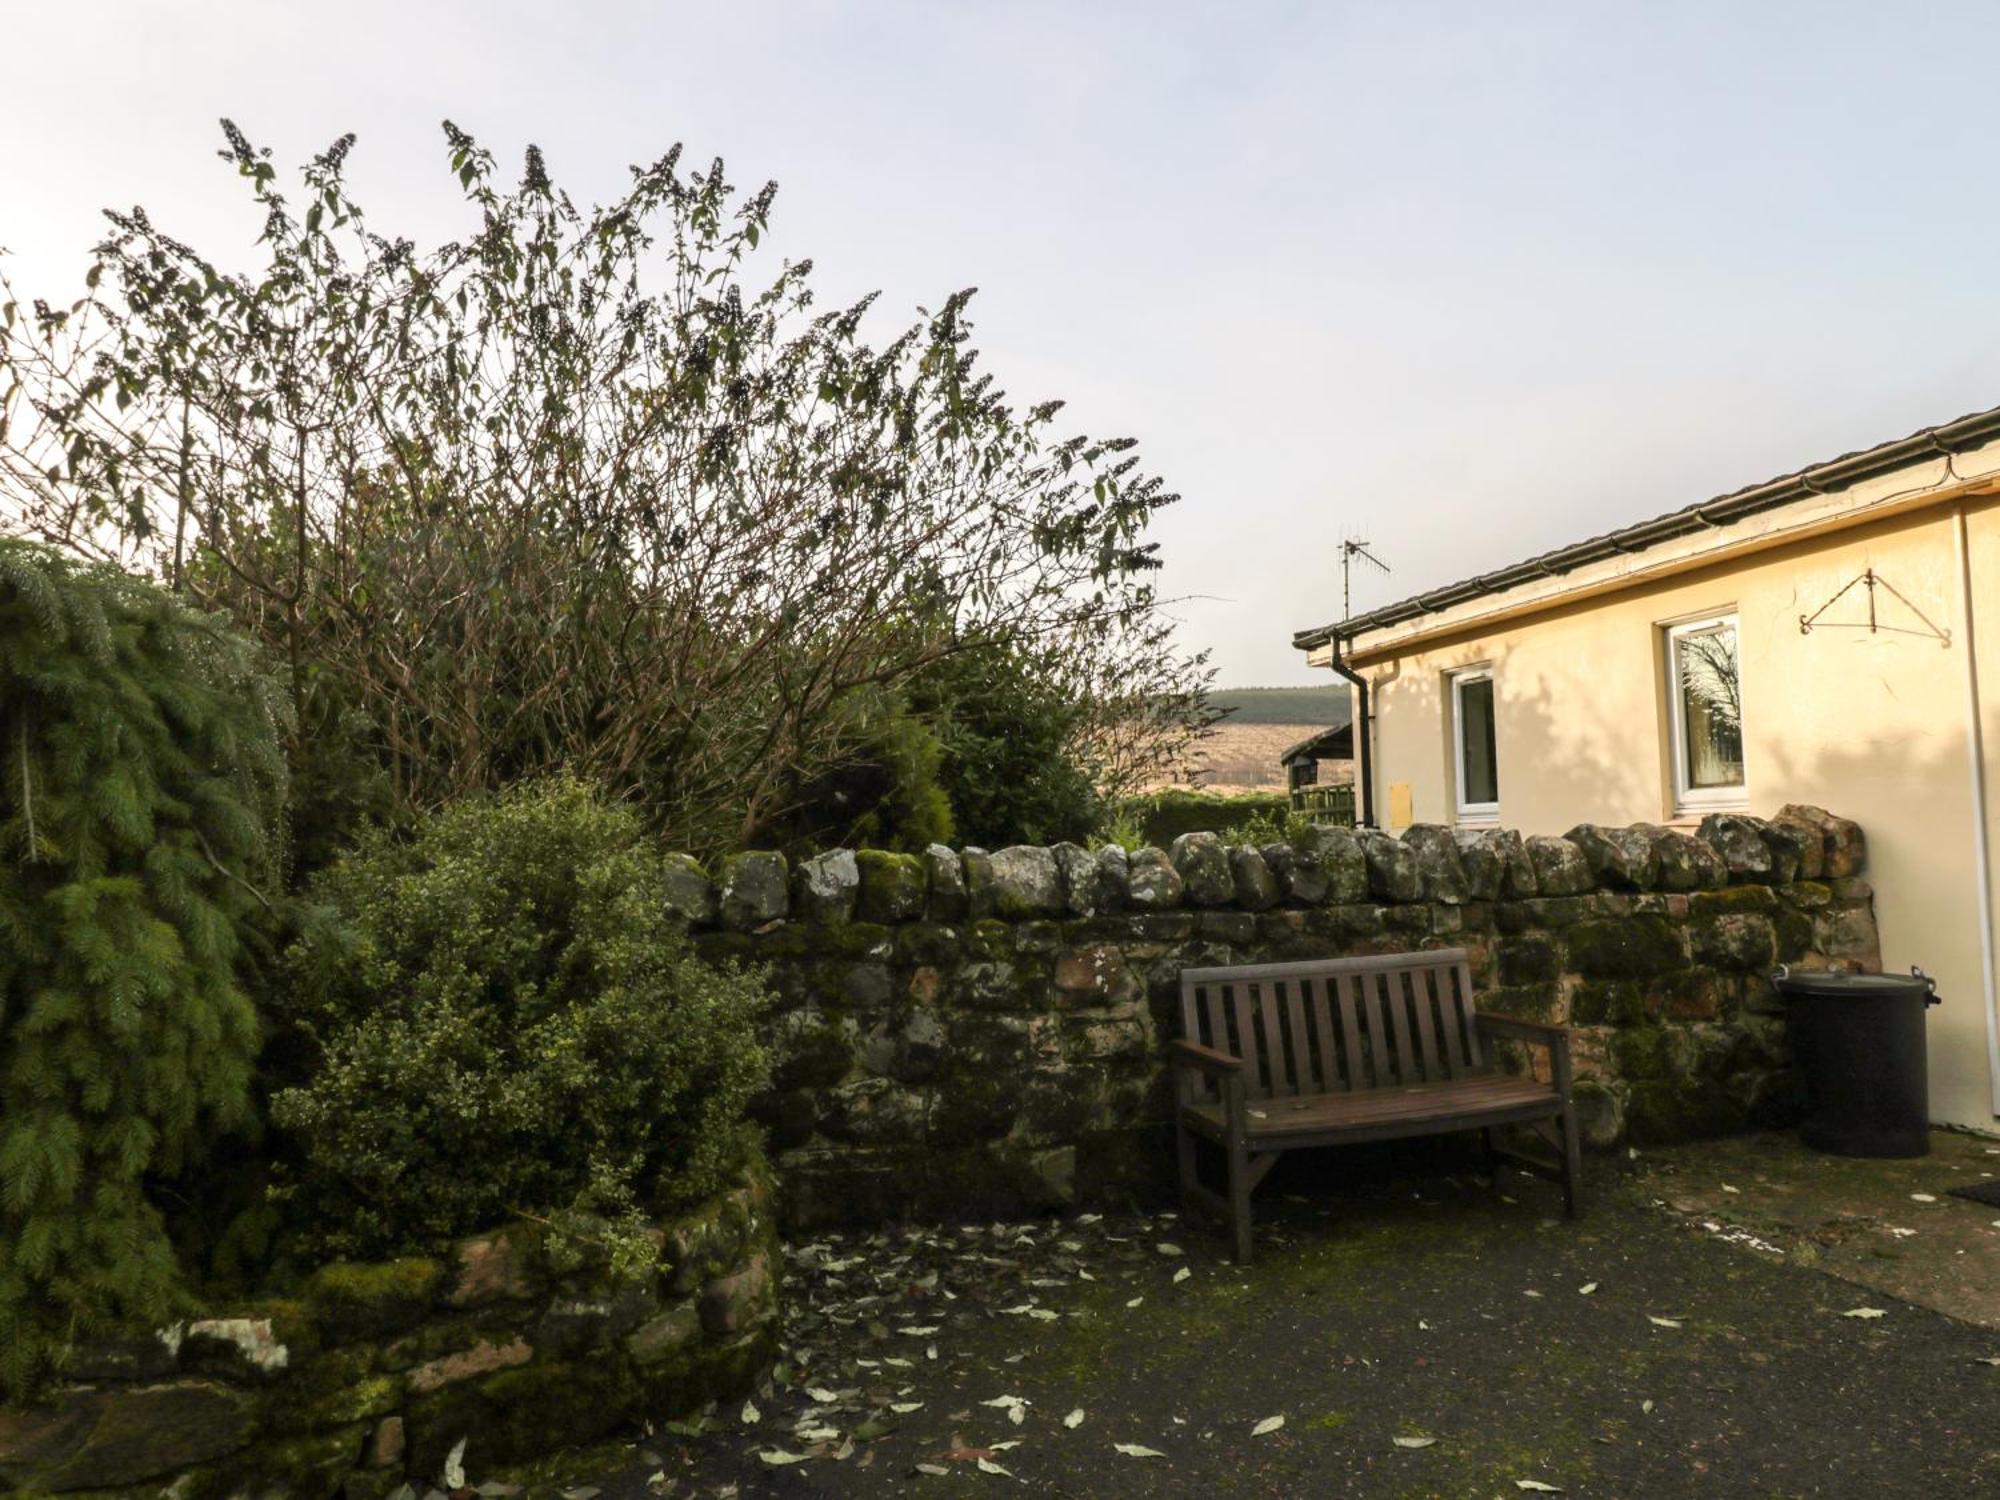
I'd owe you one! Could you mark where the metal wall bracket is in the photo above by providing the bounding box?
[1799,568,1951,645]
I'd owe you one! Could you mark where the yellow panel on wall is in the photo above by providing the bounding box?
[1387,781,1414,830]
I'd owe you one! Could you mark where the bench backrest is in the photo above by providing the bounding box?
[1178,949,1485,1102]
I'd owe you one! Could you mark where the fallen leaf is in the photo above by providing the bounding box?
[807,1387,839,1403]
[975,1458,1014,1478]
[1126,1296,1145,1309]
[1156,1243,1184,1256]
[1911,1193,1938,1203]
[1392,1436,1436,1449]
[899,1326,940,1337]
[443,1439,468,1491]
[1172,1267,1192,1284]
[1647,1316,1682,1329]
[1641,1399,1654,1414]
[1252,1415,1285,1436]
[1578,1283,1598,1296]
[758,1451,810,1467]
[891,1402,925,1414]
[741,1400,761,1424]
[1064,1408,1086,1429]
[1114,1443,1166,1458]
[1842,1307,1887,1320]
[1721,1184,1740,1194]
[916,1462,949,1476]
[1974,1356,2000,1366]
[1515,1482,1563,1493]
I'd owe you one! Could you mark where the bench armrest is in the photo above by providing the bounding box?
[1474,1014,1571,1048]
[1168,1039,1245,1076]
[1475,1013,1575,1096]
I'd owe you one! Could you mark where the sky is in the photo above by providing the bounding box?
[7,1,2000,686]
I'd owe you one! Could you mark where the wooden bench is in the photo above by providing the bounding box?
[1172,948,1582,1261]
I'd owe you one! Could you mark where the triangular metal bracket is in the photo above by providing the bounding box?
[1798,568,1951,646]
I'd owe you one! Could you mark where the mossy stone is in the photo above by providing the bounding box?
[1565,916,1686,981]
[306,1259,444,1345]
[1689,885,1778,919]
[261,1343,403,1433]
[855,850,928,923]
[405,1354,637,1475]
[211,1422,368,1498]
[1496,935,1561,985]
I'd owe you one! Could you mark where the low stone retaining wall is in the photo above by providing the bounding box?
[0,1161,778,1497]
[675,807,1875,1228]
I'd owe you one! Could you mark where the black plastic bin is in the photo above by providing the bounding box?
[1772,966,1939,1158]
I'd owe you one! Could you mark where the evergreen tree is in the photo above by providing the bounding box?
[0,540,286,1395]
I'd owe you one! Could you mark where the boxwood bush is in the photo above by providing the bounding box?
[272,779,769,1264]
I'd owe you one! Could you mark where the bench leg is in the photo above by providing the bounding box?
[1227,1133,1253,1264]
[1482,1126,1502,1189]
[1559,1105,1584,1219]
[1176,1116,1199,1216]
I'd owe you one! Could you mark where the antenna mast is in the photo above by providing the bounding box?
[1341,537,1390,621]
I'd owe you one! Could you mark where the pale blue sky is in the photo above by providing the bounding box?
[7,2,1998,684]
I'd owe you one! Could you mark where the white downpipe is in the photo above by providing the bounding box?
[1951,503,2000,1117]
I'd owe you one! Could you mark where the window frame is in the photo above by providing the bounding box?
[1448,665,1500,825]
[1663,611,1748,816]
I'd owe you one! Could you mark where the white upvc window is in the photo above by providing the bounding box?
[1665,613,1747,814]
[1449,667,1500,823]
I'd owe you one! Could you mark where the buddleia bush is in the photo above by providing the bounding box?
[0,540,287,1396]
[271,778,769,1263]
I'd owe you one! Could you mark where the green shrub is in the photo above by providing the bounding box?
[907,643,1101,847]
[0,541,287,1395]
[1109,789,1291,848]
[271,779,769,1265]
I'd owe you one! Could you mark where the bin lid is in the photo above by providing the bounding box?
[1771,967,1936,1001]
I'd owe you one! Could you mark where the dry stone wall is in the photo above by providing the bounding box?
[683,806,1877,1228]
[0,1161,778,1498]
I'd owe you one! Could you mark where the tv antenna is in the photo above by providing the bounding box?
[1341,537,1390,621]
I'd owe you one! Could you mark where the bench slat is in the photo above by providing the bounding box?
[1334,970,1367,1089]
[1306,976,1338,1093]
[1232,983,1264,1100]
[1256,982,1286,1097]
[1458,960,1485,1069]
[1385,968,1418,1085]
[1283,979,1315,1095]
[1412,966,1443,1081]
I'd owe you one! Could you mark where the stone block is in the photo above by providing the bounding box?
[1777,803,1866,878]
[1229,845,1280,910]
[719,851,789,928]
[1525,835,1593,895]
[793,849,860,925]
[0,1380,257,1489]
[1694,913,1777,971]
[447,1222,541,1308]
[1298,824,1370,902]
[626,1302,702,1367]
[924,844,969,920]
[1168,832,1234,905]
[1126,847,1184,908]
[408,1335,532,1395]
[1093,845,1132,910]
[1697,814,1773,881]
[1401,824,1469,903]
[1564,824,1659,891]
[660,852,719,926]
[977,846,1064,919]
[1355,829,1421,902]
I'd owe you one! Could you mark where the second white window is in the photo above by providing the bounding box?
[1450,667,1500,822]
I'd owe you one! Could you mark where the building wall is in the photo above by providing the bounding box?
[1354,496,2000,1131]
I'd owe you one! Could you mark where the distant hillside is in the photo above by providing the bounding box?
[1210,684,1350,725]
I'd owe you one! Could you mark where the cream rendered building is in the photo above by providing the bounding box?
[1294,407,2000,1133]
